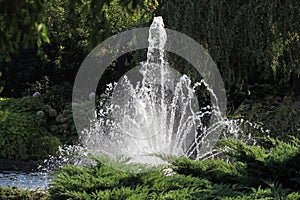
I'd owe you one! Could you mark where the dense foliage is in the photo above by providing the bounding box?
[0,187,49,200]
[0,1,300,199]
[0,0,49,53]
[0,97,61,161]
[0,0,156,98]
[157,0,300,105]
[46,138,300,199]
[0,0,156,53]
[232,94,300,139]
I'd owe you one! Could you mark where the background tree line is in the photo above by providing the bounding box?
[157,0,300,106]
[1,0,299,107]
[0,0,299,174]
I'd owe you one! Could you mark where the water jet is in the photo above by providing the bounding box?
[80,16,227,168]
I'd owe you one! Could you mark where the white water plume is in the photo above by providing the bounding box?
[79,17,246,167]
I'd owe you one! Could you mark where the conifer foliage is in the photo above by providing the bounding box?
[49,138,300,199]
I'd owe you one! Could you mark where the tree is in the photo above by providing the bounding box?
[0,0,157,53]
[0,0,157,96]
[0,0,48,53]
[156,0,300,105]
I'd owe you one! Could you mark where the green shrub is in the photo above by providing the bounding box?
[28,135,61,160]
[26,81,73,112]
[232,95,300,139]
[0,186,49,200]
[173,137,300,191]
[0,111,43,160]
[46,103,77,145]
[0,96,46,116]
[0,97,61,161]
[49,138,300,199]
[0,95,78,147]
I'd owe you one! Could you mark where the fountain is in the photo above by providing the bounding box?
[0,17,269,189]
[78,16,273,168]
[0,17,269,190]
[79,16,228,168]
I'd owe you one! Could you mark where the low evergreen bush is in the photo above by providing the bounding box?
[49,138,300,199]
[0,187,49,200]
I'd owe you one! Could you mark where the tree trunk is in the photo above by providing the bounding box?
[293,74,300,101]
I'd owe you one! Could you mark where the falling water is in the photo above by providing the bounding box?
[80,17,225,166]
[78,16,273,170]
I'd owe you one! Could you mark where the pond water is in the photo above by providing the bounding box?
[0,171,51,190]
[0,145,94,191]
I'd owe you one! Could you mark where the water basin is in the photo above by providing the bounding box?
[0,171,51,190]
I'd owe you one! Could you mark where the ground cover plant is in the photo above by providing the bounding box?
[45,137,300,199]
[0,187,49,200]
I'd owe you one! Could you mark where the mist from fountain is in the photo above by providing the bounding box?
[79,17,232,166]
